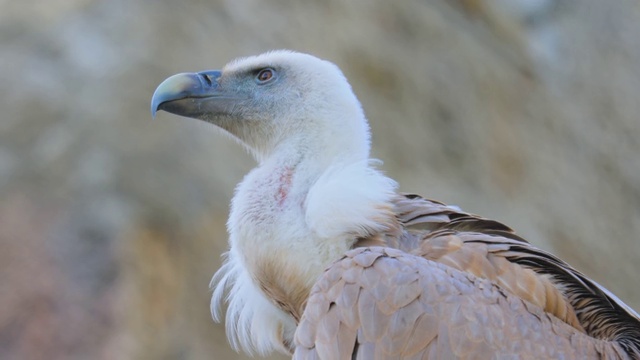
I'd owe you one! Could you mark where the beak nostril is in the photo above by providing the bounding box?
[202,74,213,87]
[196,70,222,89]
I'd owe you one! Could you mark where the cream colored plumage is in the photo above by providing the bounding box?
[151,50,640,359]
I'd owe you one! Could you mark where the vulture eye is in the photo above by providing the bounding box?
[256,68,275,84]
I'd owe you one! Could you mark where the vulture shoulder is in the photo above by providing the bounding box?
[294,194,640,359]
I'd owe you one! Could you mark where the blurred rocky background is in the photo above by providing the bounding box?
[1,0,639,359]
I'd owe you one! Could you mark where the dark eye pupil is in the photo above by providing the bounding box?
[258,69,273,82]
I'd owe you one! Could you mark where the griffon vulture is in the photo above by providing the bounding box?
[151,51,640,359]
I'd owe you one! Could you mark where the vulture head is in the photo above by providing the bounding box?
[152,50,371,163]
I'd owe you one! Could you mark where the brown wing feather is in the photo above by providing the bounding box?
[394,193,640,357]
[415,231,585,332]
[294,194,640,359]
[293,247,630,359]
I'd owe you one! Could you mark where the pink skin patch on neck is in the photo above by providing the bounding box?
[275,167,294,206]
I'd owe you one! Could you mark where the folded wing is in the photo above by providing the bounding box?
[294,194,640,359]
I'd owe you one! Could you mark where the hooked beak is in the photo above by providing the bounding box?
[151,70,241,120]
